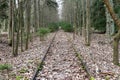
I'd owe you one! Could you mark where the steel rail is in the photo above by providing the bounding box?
[31,31,57,80]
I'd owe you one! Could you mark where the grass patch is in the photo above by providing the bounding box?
[38,62,45,71]
[16,76,28,80]
[105,76,110,80]
[19,68,29,73]
[0,64,12,70]
[16,76,23,80]
[90,77,95,80]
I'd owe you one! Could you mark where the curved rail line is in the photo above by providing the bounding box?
[65,32,94,80]
[31,31,57,80]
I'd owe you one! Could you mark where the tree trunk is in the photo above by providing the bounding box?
[9,0,15,56]
[105,0,115,43]
[20,1,24,52]
[85,0,91,46]
[113,31,120,65]
[14,0,20,56]
[38,0,40,28]
[34,0,38,32]
[103,0,120,65]
[25,0,31,50]
[8,0,13,46]
[81,0,85,38]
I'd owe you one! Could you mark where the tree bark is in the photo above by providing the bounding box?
[105,0,115,43]
[85,0,91,46]
[8,0,13,46]
[103,0,120,65]
[25,0,31,50]
[14,0,20,56]
[34,0,38,32]
[20,0,24,52]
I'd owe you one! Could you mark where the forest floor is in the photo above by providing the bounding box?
[67,32,120,80]
[0,30,120,80]
[0,32,55,80]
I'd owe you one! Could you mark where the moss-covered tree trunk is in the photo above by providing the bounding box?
[103,0,120,65]
[105,0,114,43]
[112,31,120,65]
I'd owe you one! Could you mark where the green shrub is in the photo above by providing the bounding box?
[48,23,59,32]
[59,22,74,32]
[37,28,50,37]
[0,64,12,70]
[37,27,50,41]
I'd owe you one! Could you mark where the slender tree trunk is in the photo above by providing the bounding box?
[38,0,40,28]
[73,1,77,40]
[81,0,85,38]
[9,0,15,56]
[14,0,20,56]
[8,0,13,46]
[34,0,38,32]
[12,0,15,56]
[113,31,120,65]
[85,0,91,46]
[20,1,24,52]
[25,0,31,50]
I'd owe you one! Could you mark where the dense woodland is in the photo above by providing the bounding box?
[0,0,120,79]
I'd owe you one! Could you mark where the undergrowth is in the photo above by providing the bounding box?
[48,23,59,32]
[37,27,50,38]
[0,64,12,70]
[59,22,74,32]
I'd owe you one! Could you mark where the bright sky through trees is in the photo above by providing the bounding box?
[56,0,63,20]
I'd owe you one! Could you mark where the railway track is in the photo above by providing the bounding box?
[65,32,94,80]
[31,31,57,80]
[66,32,120,80]
[31,31,90,80]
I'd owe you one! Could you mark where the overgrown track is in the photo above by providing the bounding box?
[65,33,93,80]
[31,32,57,80]
[32,31,90,80]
